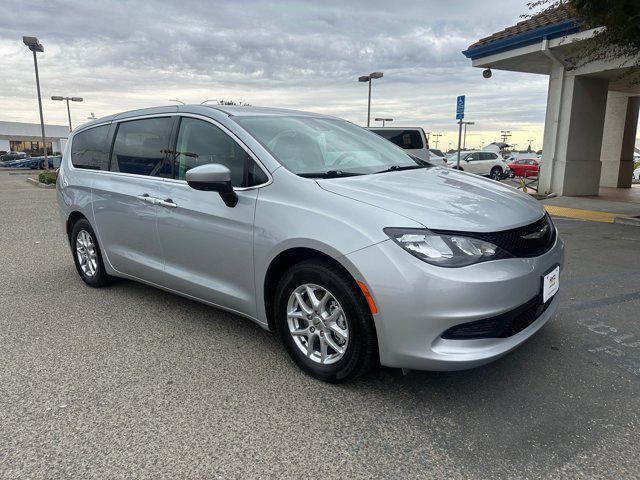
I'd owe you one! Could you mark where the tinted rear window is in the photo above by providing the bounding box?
[71,125,110,170]
[110,117,173,176]
[370,129,424,150]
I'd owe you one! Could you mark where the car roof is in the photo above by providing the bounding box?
[366,126,424,131]
[73,104,338,133]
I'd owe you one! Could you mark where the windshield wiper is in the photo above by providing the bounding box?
[299,170,365,179]
[374,164,428,174]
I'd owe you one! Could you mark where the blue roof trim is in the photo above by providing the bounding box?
[462,18,582,60]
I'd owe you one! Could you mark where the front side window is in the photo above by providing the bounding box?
[235,116,428,177]
[110,117,173,176]
[71,125,110,170]
[174,117,267,187]
[466,153,480,162]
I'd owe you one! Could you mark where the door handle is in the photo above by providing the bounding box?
[157,198,178,209]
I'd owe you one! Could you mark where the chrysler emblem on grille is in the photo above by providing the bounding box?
[522,224,549,240]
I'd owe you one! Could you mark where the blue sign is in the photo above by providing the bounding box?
[456,95,465,120]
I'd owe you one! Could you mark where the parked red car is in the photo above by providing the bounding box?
[508,158,539,177]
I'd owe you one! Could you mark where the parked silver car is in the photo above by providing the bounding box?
[57,105,564,383]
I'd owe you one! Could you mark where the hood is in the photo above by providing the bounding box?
[317,167,545,232]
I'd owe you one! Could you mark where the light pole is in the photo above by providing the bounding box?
[527,138,535,152]
[432,133,442,149]
[500,130,512,144]
[358,71,383,127]
[462,121,475,150]
[374,117,393,127]
[51,96,83,131]
[23,36,48,170]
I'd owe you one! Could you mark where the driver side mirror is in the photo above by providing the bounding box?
[186,163,238,207]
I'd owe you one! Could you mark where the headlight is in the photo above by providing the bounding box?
[384,228,510,267]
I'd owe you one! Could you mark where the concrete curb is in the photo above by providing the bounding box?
[26,177,56,189]
[614,216,640,227]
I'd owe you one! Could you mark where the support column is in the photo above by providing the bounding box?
[540,73,609,196]
[599,93,639,188]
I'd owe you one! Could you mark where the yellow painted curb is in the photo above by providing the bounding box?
[543,205,624,223]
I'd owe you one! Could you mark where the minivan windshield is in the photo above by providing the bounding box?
[235,116,429,177]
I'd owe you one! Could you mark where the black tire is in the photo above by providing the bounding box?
[490,166,503,180]
[274,259,378,383]
[70,218,113,288]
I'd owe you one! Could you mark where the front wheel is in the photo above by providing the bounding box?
[274,260,378,383]
[490,167,503,180]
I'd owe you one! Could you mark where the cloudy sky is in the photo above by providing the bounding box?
[1,0,554,150]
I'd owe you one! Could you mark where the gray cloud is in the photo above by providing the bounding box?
[0,0,549,147]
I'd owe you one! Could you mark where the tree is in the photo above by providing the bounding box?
[217,99,251,106]
[528,0,640,78]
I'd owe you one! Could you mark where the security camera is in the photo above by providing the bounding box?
[482,68,492,79]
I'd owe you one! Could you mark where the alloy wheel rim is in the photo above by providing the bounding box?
[75,230,98,277]
[286,284,349,365]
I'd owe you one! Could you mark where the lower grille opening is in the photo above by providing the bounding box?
[441,295,553,340]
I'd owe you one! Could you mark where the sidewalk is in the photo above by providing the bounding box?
[541,185,640,224]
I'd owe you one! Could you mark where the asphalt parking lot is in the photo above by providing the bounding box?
[1,172,639,479]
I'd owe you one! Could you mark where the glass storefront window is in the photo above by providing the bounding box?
[9,140,53,156]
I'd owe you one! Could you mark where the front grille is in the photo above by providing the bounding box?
[433,214,556,258]
[441,295,553,340]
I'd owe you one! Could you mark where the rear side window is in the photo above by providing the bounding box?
[110,117,173,176]
[370,130,424,150]
[71,125,110,170]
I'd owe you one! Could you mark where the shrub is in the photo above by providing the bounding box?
[38,171,57,185]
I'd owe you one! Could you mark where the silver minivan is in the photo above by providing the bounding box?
[57,105,564,383]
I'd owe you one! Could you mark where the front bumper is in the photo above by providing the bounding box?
[345,232,564,371]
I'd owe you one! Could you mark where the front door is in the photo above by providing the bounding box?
[464,152,481,174]
[154,116,269,317]
[91,116,174,285]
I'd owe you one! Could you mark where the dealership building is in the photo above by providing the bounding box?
[0,121,69,156]
[464,6,640,197]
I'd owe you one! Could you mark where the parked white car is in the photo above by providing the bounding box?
[367,127,430,162]
[633,167,640,181]
[446,150,509,180]
[428,148,447,166]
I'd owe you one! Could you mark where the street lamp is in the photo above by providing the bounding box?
[462,121,475,149]
[23,36,48,170]
[358,71,383,127]
[374,117,393,127]
[51,96,83,131]
[432,133,442,149]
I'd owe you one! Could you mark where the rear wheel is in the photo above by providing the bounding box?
[275,260,377,383]
[70,219,113,288]
[490,166,503,180]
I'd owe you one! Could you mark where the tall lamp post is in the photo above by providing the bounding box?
[51,96,83,131]
[462,121,475,149]
[23,36,48,170]
[432,133,442,149]
[358,71,383,127]
[374,117,393,127]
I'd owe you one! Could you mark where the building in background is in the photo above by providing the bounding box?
[0,121,69,156]
[464,5,640,196]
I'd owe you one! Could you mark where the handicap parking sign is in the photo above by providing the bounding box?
[456,95,465,120]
